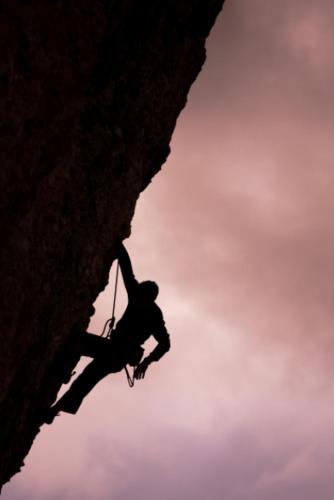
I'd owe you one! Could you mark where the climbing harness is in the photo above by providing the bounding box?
[100,259,136,388]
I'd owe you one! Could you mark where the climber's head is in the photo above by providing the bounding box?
[138,280,159,302]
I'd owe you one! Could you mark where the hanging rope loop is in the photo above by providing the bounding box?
[111,261,119,322]
[124,365,135,388]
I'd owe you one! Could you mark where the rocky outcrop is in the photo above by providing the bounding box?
[0,0,224,487]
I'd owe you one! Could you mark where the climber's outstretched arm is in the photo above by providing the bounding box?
[117,243,138,296]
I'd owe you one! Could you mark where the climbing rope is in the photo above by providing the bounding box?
[99,259,136,388]
[99,317,113,338]
[109,260,119,337]
[100,261,119,338]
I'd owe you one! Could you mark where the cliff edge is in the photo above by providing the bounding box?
[0,0,224,487]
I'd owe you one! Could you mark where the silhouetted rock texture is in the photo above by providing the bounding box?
[0,0,224,487]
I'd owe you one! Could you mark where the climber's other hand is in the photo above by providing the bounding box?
[134,359,150,380]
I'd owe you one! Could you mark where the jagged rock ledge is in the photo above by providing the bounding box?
[0,0,224,488]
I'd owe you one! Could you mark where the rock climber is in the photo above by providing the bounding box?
[44,242,170,423]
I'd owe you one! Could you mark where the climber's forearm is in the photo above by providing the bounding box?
[145,335,170,364]
[134,333,170,380]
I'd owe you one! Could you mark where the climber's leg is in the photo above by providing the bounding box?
[80,332,112,358]
[51,333,111,385]
[43,351,125,424]
[53,360,111,415]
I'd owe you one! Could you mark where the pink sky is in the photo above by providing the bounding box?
[4,1,334,498]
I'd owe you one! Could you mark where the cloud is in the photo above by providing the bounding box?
[10,401,333,500]
[124,0,334,392]
[4,1,334,499]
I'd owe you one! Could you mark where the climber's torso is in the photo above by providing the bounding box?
[112,299,164,348]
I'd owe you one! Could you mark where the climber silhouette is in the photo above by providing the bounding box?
[44,242,170,424]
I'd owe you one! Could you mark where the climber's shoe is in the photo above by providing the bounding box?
[42,407,59,425]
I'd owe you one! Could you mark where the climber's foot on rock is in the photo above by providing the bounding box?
[42,407,60,425]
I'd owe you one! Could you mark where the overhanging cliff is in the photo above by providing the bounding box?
[0,0,224,487]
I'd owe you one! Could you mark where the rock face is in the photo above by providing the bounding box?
[0,0,224,487]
